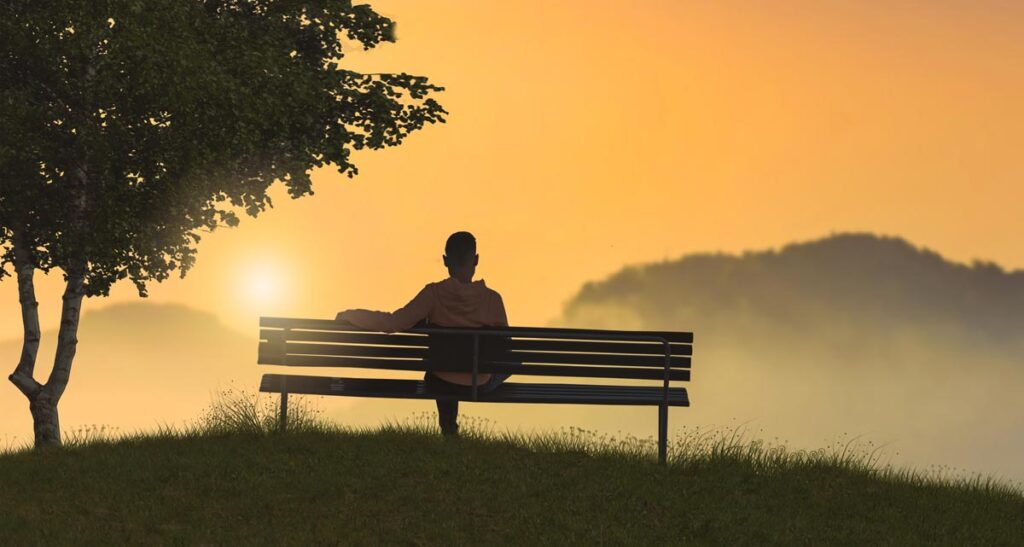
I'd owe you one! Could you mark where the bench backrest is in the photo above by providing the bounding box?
[258,317,692,382]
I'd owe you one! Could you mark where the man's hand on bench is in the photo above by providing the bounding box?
[335,310,367,325]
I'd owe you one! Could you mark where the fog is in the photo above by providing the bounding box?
[557,233,1024,483]
[2,234,1022,484]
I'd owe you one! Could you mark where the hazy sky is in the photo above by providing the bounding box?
[2,0,1022,338]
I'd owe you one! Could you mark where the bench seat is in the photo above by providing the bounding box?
[257,318,694,463]
[261,373,690,406]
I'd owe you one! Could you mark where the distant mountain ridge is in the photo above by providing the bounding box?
[561,233,1024,353]
[558,233,1024,482]
[0,302,255,441]
[0,301,243,346]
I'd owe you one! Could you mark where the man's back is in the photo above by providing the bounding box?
[338,277,507,385]
[423,277,507,328]
[338,277,506,332]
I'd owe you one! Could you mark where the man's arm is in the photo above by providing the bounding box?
[493,293,509,327]
[336,286,433,333]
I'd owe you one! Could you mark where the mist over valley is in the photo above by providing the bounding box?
[2,233,1021,483]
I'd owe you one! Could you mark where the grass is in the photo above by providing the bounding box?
[0,391,1021,546]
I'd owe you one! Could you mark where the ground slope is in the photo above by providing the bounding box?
[0,429,1021,546]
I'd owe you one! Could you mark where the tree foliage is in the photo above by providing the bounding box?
[0,0,445,446]
[0,0,446,295]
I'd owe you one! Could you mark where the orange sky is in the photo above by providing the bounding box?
[2,0,1023,338]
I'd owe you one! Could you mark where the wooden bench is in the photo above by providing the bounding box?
[258,317,693,464]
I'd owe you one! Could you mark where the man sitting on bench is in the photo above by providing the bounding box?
[336,231,510,436]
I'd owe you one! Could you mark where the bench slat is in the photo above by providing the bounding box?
[258,353,425,370]
[262,329,430,347]
[284,342,427,359]
[508,339,691,356]
[258,353,690,381]
[260,374,689,406]
[269,341,690,368]
[483,363,690,381]
[506,351,689,368]
[261,329,691,357]
[259,317,693,344]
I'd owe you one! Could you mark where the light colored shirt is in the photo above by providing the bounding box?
[340,277,508,385]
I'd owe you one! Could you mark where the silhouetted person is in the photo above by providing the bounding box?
[336,231,510,436]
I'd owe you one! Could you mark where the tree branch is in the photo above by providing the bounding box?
[9,230,42,399]
[42,162,89,403]
[42,271,84,402]
[9,371,41,398]
[6,63,74,115]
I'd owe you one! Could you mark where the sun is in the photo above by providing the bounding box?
[224,258,296,329]
[243,267,281,305]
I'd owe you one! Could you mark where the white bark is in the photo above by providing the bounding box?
[13,251,86,447]
[42,274,84,404]
[31,155,91,445]
[8,158,89,446]
[8,231,42,398]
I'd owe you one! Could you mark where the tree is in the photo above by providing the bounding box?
[0,0,446,446]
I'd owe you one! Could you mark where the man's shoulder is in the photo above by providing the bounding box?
[484,285,504,304]
[473,278,503,298]
[427,277,504,303]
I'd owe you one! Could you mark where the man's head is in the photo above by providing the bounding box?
[443,231,478,282]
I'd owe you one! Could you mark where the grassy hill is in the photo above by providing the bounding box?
[0,417,1021,545]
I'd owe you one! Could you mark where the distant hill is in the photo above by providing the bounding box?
[0,303,256,443]
[558,233,1024,482]
[562,233,1024,357]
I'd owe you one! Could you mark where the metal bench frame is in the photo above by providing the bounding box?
[259,317,693,464]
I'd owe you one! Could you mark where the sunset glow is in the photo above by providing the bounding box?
[243,267,280,306]
[2,0,1022,338]
[2,1,1023,486]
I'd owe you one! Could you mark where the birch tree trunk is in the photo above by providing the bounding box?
[8,231,43,400]
[26,130,91,446]
[34,273,85,446]
[7,231,86,447]
[9,143,89,446]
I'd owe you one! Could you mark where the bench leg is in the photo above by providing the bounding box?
[280,391,289,432]
[658,404,668,465]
